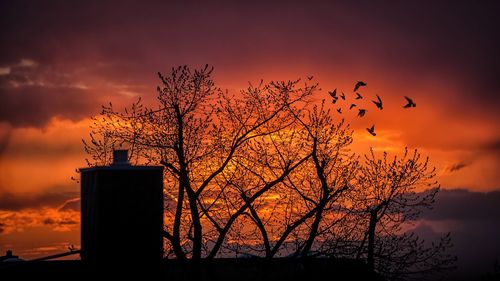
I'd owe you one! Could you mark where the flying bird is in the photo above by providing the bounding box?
[356,92,363,100]
[340,91,346,100]
[358,109,366,117]
[307,75,313,80]
[366,125,376,136]
[349,103,357,110]
[329,89,338,104]
[353,81,367,92]
[403,96,416,108]
[372,95,383,110]
[329,89,337,98]
[337,108,342,114]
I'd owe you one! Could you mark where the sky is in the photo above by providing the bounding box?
[0,0,499,278]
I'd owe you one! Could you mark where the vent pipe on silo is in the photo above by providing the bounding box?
[112,149,130,166]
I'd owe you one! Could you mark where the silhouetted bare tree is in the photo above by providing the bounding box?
[84,65,455,280]
[352,148,456,280]
[84,66,314,260]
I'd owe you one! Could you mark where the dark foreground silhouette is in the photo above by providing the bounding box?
[0,258,383,281]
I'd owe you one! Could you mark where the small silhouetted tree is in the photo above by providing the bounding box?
[353,148,456,280]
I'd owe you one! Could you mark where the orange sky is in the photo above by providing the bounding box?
[0,1,499,266]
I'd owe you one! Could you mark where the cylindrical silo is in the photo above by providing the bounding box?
[79,150,164,263]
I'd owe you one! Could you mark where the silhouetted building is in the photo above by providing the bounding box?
[79,150,164,263]
[0,250,23,263]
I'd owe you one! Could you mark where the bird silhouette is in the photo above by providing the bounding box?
[353,81,367,92]
[372,95,383,110]
[307,75,313,80]
[403,96,416,108]
[358,109,366,117]
[329,89,337,98]
[340,92,346,100]
[356,92,363,100]
[337,108,342,114]
[349,103,357,110]
[367,125,376,136]
[329,89,338,104]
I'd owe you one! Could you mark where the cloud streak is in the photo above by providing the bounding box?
[447,162,468,173]
[0,190,79,211]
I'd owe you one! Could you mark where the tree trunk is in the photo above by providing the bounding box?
[301,202,325,257]
[186,186,202,261]
[172,180,186,259]
[367,210,378,271]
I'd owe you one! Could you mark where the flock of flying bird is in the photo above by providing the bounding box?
[328,81,416,136]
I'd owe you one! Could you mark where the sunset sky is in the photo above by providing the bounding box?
[1,0,499,277]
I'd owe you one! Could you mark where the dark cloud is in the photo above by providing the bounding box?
[42,218,55,225]
[365,1,500,101]
[0,190,79,211]
[411,220,500,280]
[42,217,78,226]
[0,61,152,128]
[411,188,500,279]
[0,1,499,129]
[0,80,99,127]
[0,123,11,158]
[483,139,500,153]
[447,162,468,173]
[421,189,500,221]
